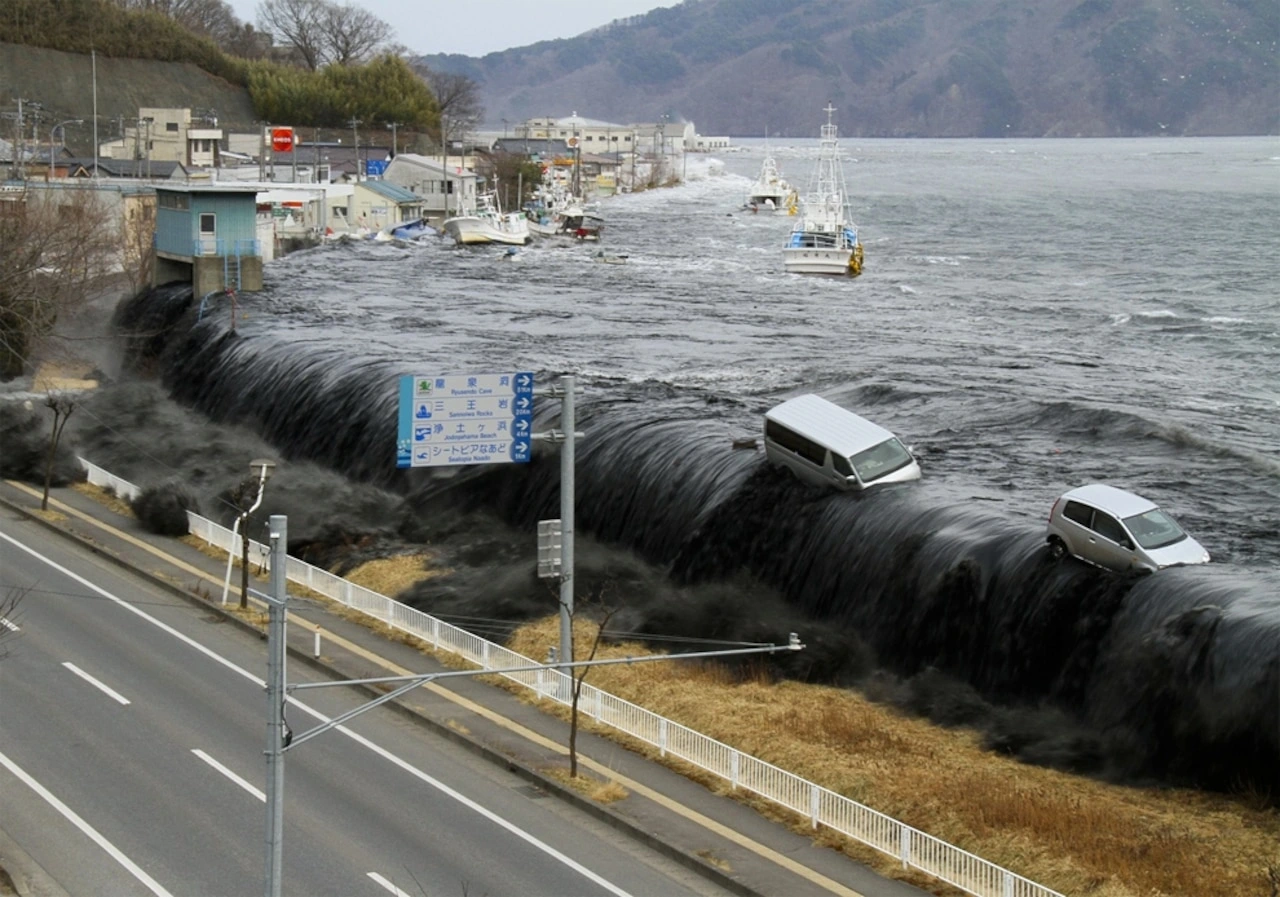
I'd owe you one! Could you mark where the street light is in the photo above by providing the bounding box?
[220,458,276,608]
[49,119,82,175]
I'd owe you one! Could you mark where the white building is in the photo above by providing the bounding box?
[99,108,223,168]
[382,153,478,222]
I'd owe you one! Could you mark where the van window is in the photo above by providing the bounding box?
[765,419,826,466]
[831,454,855,477]
[1063,501,1093,526]
[1092,512,1128,545]
[849,438,913,483]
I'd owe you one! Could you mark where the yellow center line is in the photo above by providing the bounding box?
[6,482,865,897]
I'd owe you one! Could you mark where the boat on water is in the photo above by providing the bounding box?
[782,105,863,276]
[442,192,531,246]
[525,184,605,241]
[388,218,437,241]
[743,140,797,214]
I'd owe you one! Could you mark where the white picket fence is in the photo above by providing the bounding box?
[80,458,1064,897]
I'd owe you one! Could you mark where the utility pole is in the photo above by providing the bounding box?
[91,48,98,178]
[258,122,267,181]
[261,504,804,896]
[143,116,153,180]
[386,121,401,156]
[441,114,448,218]
[348,117,361,181]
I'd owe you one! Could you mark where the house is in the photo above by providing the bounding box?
[99,108,223,168]
[64,158,191,180]
[382,153,478,223]
[153,185,264,293]
[350,180,424,232]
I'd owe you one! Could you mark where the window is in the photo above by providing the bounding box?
[199,212,216,234]
[765,420,826,466]
[831,454,854,477]
[157,192,189,210]
[332,206,348,218]
[1123,509,1187,550]
[1091,512,1128,545]
[166,122,179,132]
[849,438,913,483]
[1063,501,1093,527]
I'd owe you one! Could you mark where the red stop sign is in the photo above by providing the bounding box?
[271,128,294,152]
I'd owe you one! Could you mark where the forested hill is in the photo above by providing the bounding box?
[422,0,1278,138]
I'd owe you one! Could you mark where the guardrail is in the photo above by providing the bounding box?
[79,457,1063,897]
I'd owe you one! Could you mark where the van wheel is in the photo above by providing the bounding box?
[1047,538,1067,560]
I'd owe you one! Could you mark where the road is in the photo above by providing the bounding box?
[0,510,733,897]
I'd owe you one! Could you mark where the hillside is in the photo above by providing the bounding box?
[422,0,1278,137]
[0,43,256,154]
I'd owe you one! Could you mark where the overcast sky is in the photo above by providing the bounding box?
[225,0,680,57]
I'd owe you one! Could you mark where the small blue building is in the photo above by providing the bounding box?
[153,184,264,293]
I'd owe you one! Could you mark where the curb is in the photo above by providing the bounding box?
[1,491,765,897]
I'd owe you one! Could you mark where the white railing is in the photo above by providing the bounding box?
[80,458,143,501]
[81,459,1063,897]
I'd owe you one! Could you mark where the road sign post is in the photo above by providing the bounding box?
[397,372,534,469]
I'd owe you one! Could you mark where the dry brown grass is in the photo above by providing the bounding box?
[544,766,630,805]
[342,554,439,596]
[61,485,1279,894]
[71,481,134,517]
[508,617,1280,897]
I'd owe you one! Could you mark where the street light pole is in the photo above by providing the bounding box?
[221,458,275,607]
[49,119,82,176]
[264,515,287,897]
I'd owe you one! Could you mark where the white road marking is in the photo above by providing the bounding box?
[192,749,265,802]
[1,531,637,897]
[367,871,413,896]
[62,661,131,705]
[0,748,176,897]
[0,616,19,631]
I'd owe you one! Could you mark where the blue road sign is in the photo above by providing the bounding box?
[396,372,534,468]
[364,159,389,176]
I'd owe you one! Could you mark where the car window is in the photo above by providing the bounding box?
[1091,512,1129,545]
[1062,501,1093,526]
[1123,509,1188,550]
[849,438,913,483]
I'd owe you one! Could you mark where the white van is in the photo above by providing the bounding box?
[763,394,921,491]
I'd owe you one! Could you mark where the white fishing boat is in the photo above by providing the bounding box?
[442,191,531,246]
[743,140,797,214]
[525,184,605,241]
[782,105,863,276]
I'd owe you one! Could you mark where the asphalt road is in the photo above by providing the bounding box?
[0,511,734,897]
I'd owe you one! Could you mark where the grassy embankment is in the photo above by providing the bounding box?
[70,483,1279,897]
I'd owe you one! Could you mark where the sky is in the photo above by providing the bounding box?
[225,1,680,58]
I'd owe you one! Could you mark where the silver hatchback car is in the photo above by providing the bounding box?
[1046,484,1210,573]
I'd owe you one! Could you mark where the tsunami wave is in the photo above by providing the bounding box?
[93,285,1280,798]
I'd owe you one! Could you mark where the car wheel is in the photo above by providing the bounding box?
[1047,538,1067,560]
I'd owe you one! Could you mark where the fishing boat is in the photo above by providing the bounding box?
[525,184,605,241]
[442,191,531,246]
[782,105,863,276]
[743,139,797,214]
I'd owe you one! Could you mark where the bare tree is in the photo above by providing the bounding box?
[170,0,241,44]
[414,65,484,144]
[258,0,393,69]
[40,392,76,511]
[0,186,114,381]
[257,0,326,70]
[322,2,393,66]
[564,589,618,779]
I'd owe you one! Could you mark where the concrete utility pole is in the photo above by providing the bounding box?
[386,121,402,156]
[260,508,804,896]
[348,117,361,181]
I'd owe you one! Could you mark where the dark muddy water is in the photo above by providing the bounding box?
[79,136,1280,795]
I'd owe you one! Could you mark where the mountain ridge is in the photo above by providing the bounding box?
[420,0,1278,138]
